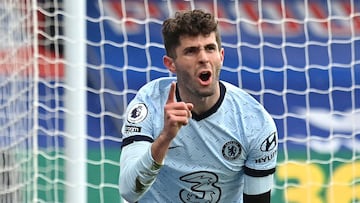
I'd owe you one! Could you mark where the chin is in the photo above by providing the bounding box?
[196,88,215,98]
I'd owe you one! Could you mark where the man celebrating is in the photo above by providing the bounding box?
[119,9,278,203]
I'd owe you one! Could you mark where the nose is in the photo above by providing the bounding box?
[198,48,209,64]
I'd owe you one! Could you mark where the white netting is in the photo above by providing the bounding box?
[0,0,35,202]
[1,0,360,202]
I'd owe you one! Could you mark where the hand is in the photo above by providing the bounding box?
[151,82,193,164]
[162,82,193,140]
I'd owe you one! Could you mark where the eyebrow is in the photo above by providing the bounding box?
[183,43,218,51]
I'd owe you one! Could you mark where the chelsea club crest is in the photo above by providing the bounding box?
[222,140,242,161]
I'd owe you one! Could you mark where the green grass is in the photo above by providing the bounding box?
[37,148,121,203]
[36,148,358,203]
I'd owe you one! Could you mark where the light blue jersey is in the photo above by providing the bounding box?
[120,77,278,202]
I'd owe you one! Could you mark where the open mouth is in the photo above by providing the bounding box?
[199,71,211,82]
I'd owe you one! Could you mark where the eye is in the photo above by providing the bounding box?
[205,45,217,52]
[184,47,198,55]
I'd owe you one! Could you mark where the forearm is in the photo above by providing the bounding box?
[119,141,162,202]
[151,132,173,164]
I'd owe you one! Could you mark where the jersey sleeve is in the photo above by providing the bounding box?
[119,141,162,202]
[242,110,277,197]
[119,86,164,202]
[121,79,169,145]
[244,110,278,178]
[243,173,274,195]
[121,95,155,145]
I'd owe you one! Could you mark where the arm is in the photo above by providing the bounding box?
[119,132,179,202]
[243,174,274,203]
[151,82,193,164]
[119,82,193,202]
[119,141,161,202]
[242,111,278,203]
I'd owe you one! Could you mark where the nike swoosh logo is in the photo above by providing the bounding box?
[168,146,181,149]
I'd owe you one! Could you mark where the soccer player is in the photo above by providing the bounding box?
[119,9,278,203]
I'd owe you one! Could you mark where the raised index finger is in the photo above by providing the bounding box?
[166,82,176,104]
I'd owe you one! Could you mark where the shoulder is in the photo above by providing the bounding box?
[222,81,253,99]
[126,77,176,118]
[221,81,264,111]
[122,77,175,138]
[221,80,275,131]
[138,77,176,92]
[136,77,176,99]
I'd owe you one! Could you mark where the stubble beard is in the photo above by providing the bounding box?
[178,67,221,100]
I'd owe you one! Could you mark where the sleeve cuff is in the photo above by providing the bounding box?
[135,145,163,191]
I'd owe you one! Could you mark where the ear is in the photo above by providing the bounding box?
[163,55,176,73]
[220,48,224,63]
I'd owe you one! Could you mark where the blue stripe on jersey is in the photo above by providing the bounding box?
[122,135,154,148]
[244,166,276,177]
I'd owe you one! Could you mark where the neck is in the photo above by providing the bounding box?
[176,82,221,115]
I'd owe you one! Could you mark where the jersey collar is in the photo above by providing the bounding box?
[175,81,226,121]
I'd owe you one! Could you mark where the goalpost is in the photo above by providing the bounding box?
[1,0,359,203]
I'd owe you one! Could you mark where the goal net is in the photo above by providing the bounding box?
[1,0,359,202]
[0,0,36,202]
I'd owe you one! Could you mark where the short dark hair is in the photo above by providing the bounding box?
[162,9,222,58]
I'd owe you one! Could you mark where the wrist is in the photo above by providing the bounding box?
[151,132,173,164]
